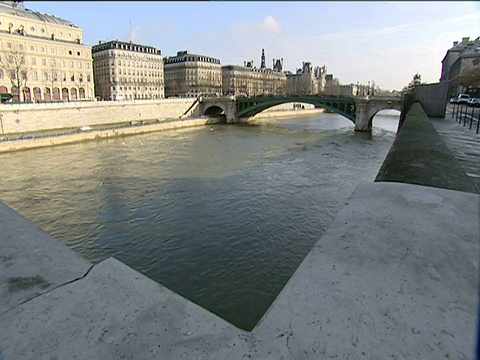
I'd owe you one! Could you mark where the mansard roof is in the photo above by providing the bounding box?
[0,1,78,28]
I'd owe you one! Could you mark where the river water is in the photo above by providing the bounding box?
[0,110,399,330]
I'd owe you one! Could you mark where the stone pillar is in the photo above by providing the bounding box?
[354,99,371,132]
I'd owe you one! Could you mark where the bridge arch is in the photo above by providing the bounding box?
[236,96,356,123]
[366,103,403,130]
[204,105,226,116]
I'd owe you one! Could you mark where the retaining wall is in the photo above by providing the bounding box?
[375,102,478,193]
[0,99,195,134]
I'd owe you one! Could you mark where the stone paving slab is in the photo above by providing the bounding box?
[0,257,246,360]
[431,107,480,192]
[253,182,479,359]
[0,182,478,359]
[0,202,92,315]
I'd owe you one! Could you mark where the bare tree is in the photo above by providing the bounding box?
[43,60,59,100]
[0,44,30,101]
[0,43,30,102]
[452,65,480,90]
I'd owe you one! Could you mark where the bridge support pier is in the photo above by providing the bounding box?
[354,99,372,132]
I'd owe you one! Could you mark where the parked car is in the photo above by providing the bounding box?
[457,94,471,105]
[449,97,457,104]
[467,97,480,108]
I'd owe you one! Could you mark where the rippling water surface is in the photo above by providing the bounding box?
[0,110,399,330]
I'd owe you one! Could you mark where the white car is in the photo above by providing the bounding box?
[457,94,471,105]
[79,125,93,132]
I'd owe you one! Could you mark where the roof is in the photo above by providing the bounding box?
[0,1,79,28]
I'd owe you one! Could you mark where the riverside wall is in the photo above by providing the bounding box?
[0,98,196,134]
[0,100,324,153]
[375,101,478,193]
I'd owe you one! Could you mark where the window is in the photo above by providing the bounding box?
[41,47,45,52]
[30,45,34,51]
[69,50,72,55]
[32,71,38,80]
[21,71,27,81]
[43,72,48,81]
[30,26,35,32]
[59,49,64,55]
[77,51,80,56]
[19,44,24,50]
[60,60,65,68]
[0,70,3,79]
[87,74,91,82]
[77,62,82,69]
[42,59,46,66]
[50,48,55,54]
[7,42,11,49]
[8,55,13,63]
[10,70,16,79]
[69,61,73,68]
[31,58,36,65]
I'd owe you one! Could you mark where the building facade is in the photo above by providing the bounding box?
[0,0,94,102]
[222,49,286,97]
[164,50,221,98]
[222,64,286,97]
[286,62,318,96]
[440,36,480,96]
[92,40,164,101]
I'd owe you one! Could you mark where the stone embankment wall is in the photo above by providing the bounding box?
[0,118,210,153]
[249,103,323,120]
[0,99,196,134]
[375,102,478,193]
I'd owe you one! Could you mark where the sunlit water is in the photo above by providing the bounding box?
[0,110,399,330]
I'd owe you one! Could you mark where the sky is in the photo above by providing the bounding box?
[30,1,480,91]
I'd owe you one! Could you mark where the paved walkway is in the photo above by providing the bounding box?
[432,105,480,192]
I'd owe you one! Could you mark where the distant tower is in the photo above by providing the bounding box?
[261,49,266,69]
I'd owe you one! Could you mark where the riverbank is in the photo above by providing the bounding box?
[0,107,325,153]
[0,118,209,153]
[0,102,477,358]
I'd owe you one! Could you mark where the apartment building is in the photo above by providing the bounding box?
[0,0,94,101]
[92,40,164,101]
[222,49,286,96]
[164,50,222,98]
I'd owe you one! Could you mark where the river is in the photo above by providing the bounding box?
[0,110,399,330]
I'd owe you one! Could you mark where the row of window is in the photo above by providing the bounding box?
[94,59,162,69]
[5,41,89,57]
[94,69,163,77]
[0,69,91,82]
[30,58,90,69]
[93,52,162,61]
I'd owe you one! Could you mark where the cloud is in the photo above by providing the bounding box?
[229,15,281,35]
[257,16,280,33]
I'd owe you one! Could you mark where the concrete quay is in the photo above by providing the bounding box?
[0,103,479,359]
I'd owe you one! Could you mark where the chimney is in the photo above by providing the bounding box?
[453,41,458,46]
[462,37,470,43]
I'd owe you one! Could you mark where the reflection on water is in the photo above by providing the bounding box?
[0,111,398,330]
